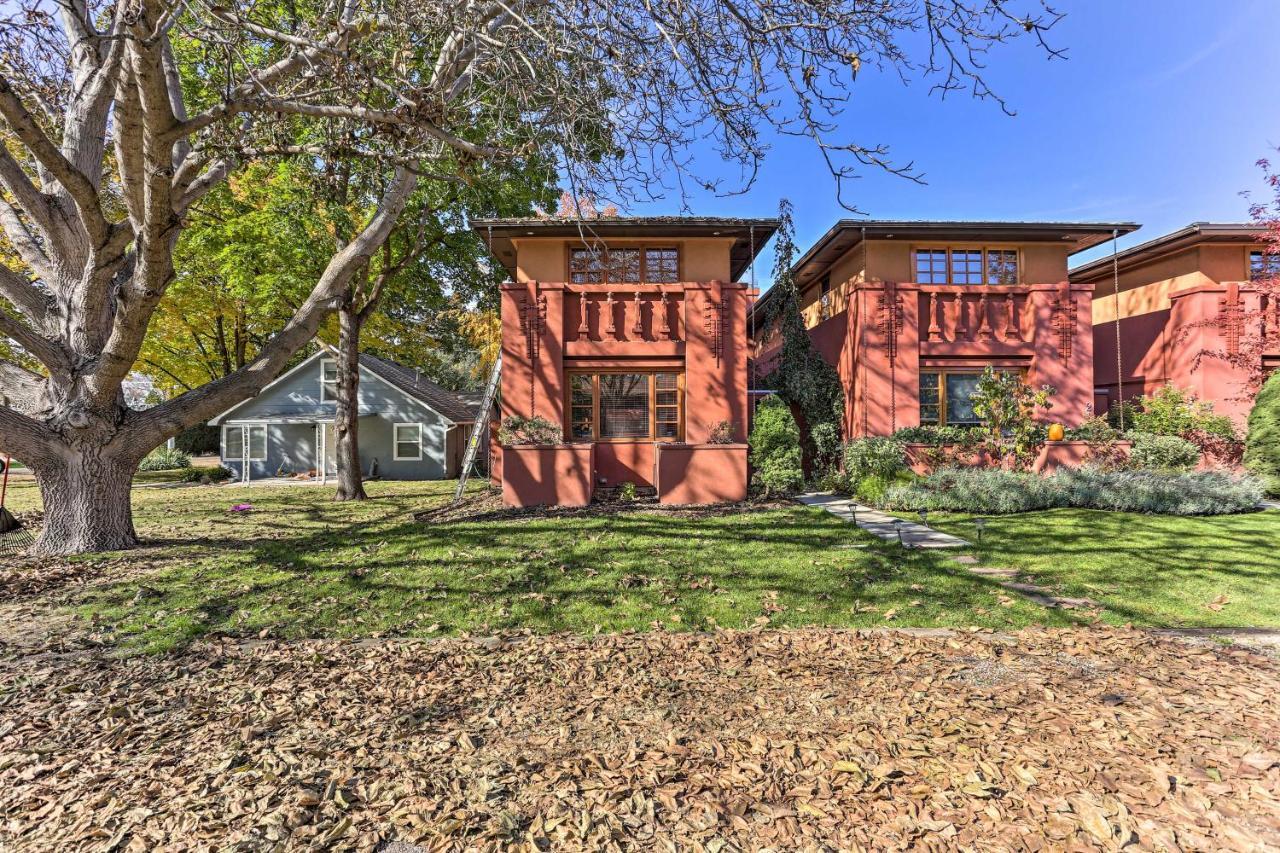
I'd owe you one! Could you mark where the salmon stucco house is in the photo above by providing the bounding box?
[1071,223,1280,424]
[752,221,1138,436]
[479,217,778,507]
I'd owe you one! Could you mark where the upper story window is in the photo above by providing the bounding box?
[570,246,680,283]
[1250,250,1280,281]
[913,248,1020,285]
[320,359,338,402]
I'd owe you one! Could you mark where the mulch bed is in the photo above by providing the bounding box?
[2,628,1278,850]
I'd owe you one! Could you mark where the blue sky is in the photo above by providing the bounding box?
[628,0,1280,288]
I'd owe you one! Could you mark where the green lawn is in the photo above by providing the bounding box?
[924,508,1280,628]
[4,478,1278,652]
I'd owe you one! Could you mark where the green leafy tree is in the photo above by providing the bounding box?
[759,200,844,476]
[1245,370,1280,495]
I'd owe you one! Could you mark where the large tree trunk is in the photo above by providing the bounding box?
[29,449,139,555]
[333,300,367,501]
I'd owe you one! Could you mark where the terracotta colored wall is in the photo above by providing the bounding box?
[493,236,749,501]
[502,444,595,507]
[655,444,749,504]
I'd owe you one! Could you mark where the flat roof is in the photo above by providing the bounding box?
[748,219,1139,323]
[470,216,780,281]
[1069,222,1264,281]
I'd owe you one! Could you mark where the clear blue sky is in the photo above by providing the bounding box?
[627,0,1280,288]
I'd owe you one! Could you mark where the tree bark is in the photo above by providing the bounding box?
[333,299,367,501]
[29,450,139,555]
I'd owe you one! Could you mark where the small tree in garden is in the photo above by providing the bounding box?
[970,367,1055,467]
[760,201,845,477]
[1245,370,1280,495]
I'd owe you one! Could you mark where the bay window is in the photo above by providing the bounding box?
[565,371,684,440]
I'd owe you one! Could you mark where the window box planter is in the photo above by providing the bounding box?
[655,443,748,505]
[501,443,595,507]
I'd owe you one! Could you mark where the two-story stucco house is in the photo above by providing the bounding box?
[209,351,478,482]
[477,216,778,506]
[1070,222,1280,424]
[752,220,1138,436]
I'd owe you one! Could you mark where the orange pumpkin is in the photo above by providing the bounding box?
[1047,423,1066,442]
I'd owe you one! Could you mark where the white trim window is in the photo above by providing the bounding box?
[223,425,268,461]
[320,358,338,402]
[393,423,423,461]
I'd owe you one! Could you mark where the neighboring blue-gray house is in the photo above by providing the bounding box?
[209,351,478,482]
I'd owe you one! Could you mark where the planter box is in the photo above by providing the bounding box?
[655,443,748,505]
[501,443,595,507]
[904,440,1133,476]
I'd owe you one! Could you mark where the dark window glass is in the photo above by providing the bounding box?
[915,249,949,284]
[570,375,594,439]
[986,250,1019,284]
[945,374,983,425]
[919,373,940,425]
[599,374,650,438]
[655,373,680,438]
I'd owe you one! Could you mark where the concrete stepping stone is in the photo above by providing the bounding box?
[796,493,969,549]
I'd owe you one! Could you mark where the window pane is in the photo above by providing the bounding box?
[599,374,650,438]
[1251,250,1279,281]
[395,425,420,457]
[915,249,948,284]
[608,249,641,282]
[570,248,606,283]
[944,374,982,425]
[249,426,267,460]
[951,250,984,285]
[919,373,940,425]
[986,250,1018,285]
[645,248,679,283]
[224,427,244,459]
[570,375,594,439]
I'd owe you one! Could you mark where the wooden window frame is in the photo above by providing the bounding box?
[917,369,1023,426]
[563,369,685,442]
[912,247,1022,285]
[393,423,424,461]
[567,244,683,284]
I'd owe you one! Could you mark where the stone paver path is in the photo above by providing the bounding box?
[796,493,969,548]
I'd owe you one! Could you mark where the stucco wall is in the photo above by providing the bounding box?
[509,237,736,283]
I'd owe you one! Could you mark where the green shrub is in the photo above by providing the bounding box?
[1246,370,1280,495]
[750,397,804,497]
[174,424,220,455]
[177,465,234,484]
[843,436,906,482]
[1117,384,1237,440]
[498,415,561,445]
[1127,432,1200,472]
[1065,414,1120,444]
[890,424,982,447]
[881,467,1261,516]
[810,421,842,478]
[619,481,638,501]
[139,446,191,471]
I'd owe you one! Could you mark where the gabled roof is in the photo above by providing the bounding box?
[209,350,475,425]
[357,354,476,423]
[470,216,780,281]
[1069,222,1264,281]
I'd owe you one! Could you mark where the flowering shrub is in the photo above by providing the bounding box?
[499,415,561,446]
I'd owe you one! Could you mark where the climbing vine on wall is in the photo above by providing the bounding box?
[759,200,845,475]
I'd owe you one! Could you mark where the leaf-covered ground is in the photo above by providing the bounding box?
[2,628,1278,850]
